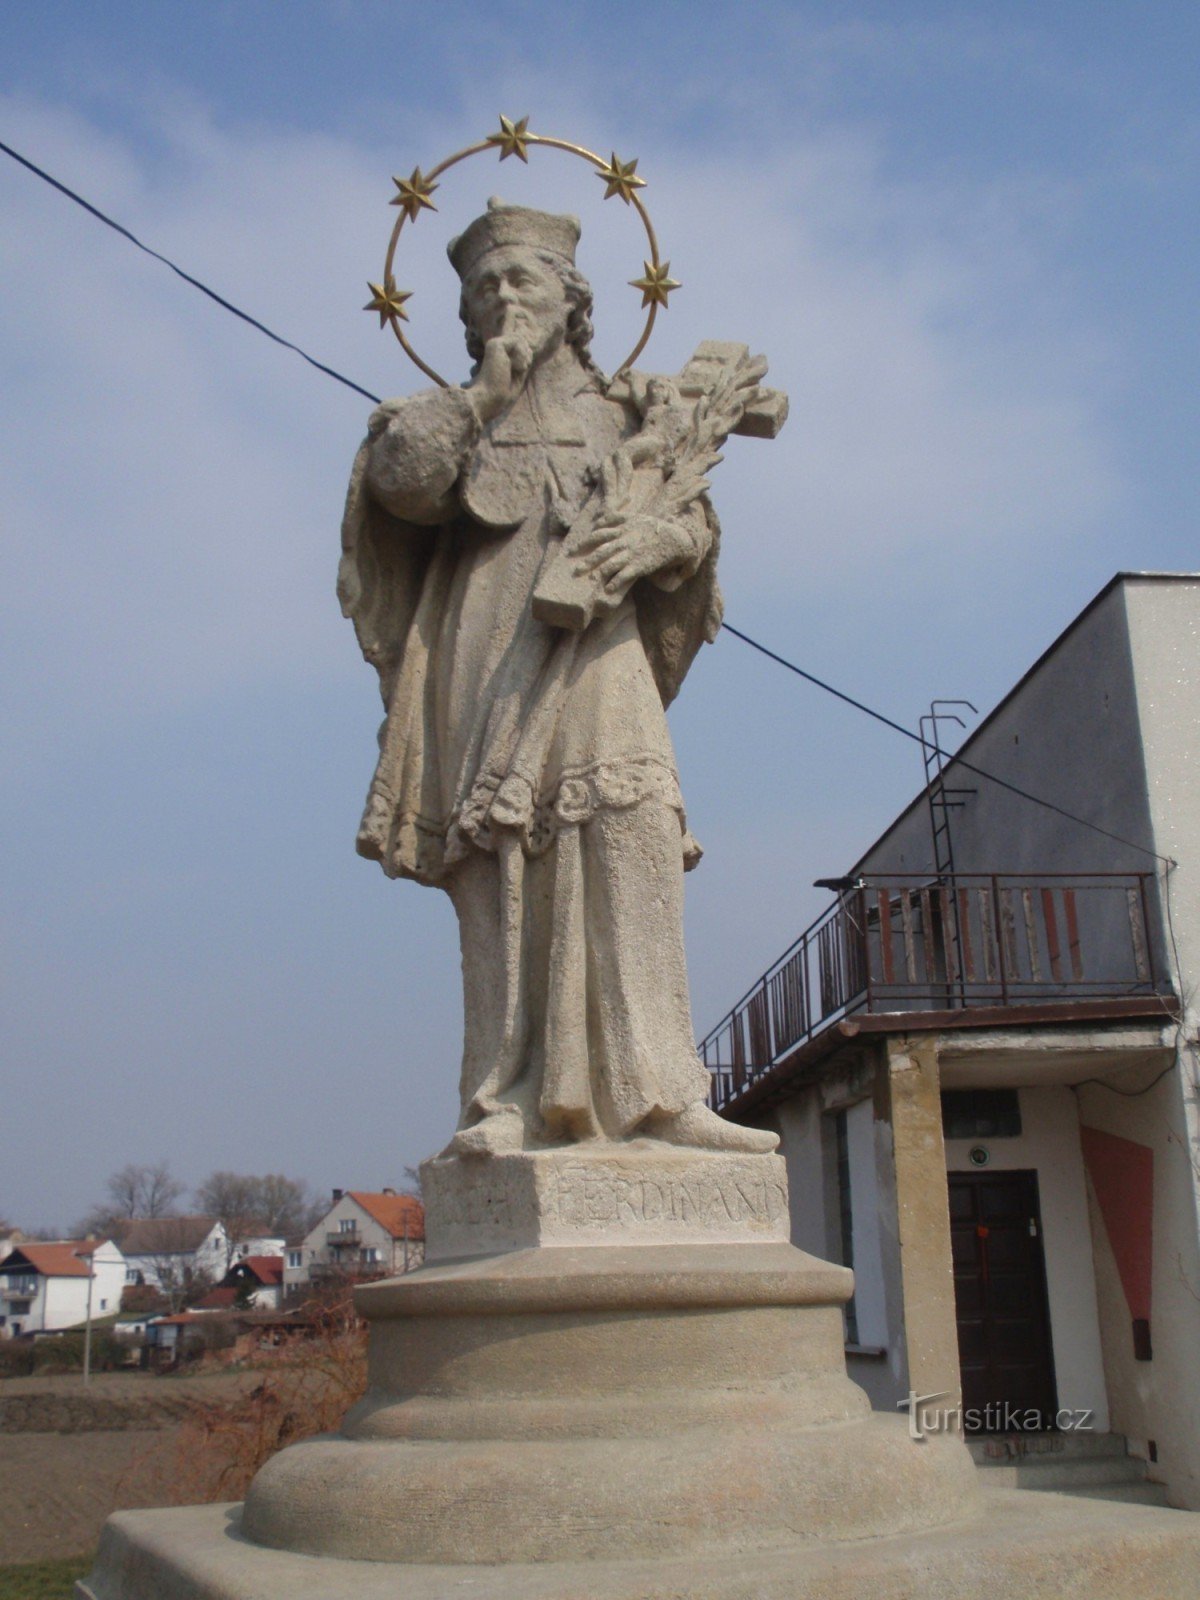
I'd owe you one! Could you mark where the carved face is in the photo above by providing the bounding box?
[462,246,569,361]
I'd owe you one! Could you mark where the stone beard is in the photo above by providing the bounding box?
[339,199,774,1159]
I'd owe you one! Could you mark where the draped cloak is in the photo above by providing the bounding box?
[338,357,723,1139]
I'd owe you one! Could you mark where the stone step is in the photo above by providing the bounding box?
[976,1455,1150,1491]
[1056,1481,1173,1508]
[968,1431,1128,1464]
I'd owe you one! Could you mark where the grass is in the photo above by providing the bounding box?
[0,1558,93,1599]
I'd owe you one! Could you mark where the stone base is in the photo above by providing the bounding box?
[78,1490,1200,1599]
[420,1146,791,1257]
[237,1243,974,1564]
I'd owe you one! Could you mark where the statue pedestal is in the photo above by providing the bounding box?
[241,1242,975,1563]
[419,1147,792,1255]
[77,1236,1200,1598]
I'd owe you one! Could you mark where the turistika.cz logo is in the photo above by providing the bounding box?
[903,1392,1096,1441]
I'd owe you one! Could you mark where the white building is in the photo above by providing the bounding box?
[284,1189,424,1296]
[703,574,1200,1509]
[118,1215,228,1295]
[0,1239,126,1337]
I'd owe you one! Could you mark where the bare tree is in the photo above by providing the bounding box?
[194,1172,318,1265]
[79,1160,184,1237]
[252,1174,318,1239]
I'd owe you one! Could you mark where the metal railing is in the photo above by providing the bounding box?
[702,872,1164,1112]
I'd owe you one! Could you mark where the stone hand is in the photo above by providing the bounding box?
[468,333,532,424]
[571,515,695,591]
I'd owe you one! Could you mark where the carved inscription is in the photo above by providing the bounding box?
[424,1154,790,1247]
[547,1165,788,1230]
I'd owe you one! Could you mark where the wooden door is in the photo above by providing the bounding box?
[949,1170,1057,1431]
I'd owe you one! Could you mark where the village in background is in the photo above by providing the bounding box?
[0,1163,425,1375]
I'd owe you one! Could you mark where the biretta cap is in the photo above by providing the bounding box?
[449,197,581,280]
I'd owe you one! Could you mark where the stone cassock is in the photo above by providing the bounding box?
[340,199,774,1159]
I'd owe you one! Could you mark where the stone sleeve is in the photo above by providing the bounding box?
[365,385,482,526]
[646,500,711,592]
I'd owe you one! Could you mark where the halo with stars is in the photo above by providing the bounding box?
[365,114,679,387]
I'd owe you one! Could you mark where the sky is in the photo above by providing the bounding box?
[2,2,1197,1230]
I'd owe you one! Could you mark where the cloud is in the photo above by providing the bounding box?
[2,82,1121,750]
[0,72,1132,1224]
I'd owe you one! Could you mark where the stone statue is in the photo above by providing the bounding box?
[339,199,776,1159]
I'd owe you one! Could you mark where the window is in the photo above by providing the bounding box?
[287,1251,302,1269]
[338,1218,355,1233]
[125,1268,139,1284]
[364,1248,380,1264]
[941,1089,1021,1141]
[99,1299,108,1311]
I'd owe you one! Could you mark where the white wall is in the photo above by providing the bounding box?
[767,1070,908,1410]
[944,1084,1109,1430]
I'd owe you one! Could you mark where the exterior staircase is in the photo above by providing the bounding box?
[969,1432,1171,1506]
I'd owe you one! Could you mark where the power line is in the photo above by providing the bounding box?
[3,136,1176,872]
[721,622,1173,867]
[0,138,381,406]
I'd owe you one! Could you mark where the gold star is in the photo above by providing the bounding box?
[596,152,646,204]
[389,167,439,222]
[363,277,413,327]
[486,114,531,163]
[629,260,680,309]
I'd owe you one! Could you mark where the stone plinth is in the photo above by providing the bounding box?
[77,1490,1200,1600]
[240,1243,974,1565]
[420,1146,791,1258]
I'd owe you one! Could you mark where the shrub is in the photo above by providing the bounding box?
[29,1331,123,1375]
[165,1285,367,1503]
[0,1342,36,1378]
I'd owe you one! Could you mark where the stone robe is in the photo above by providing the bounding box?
[339,354,722,1141]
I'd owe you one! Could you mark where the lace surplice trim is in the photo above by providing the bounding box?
[359,753,702,882]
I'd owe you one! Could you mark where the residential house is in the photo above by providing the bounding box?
[116,1215,228,1298]
[0,1239,126,1337]
[285,1189,424,1296]
[230,1235,286,1266]
[703,574,1200,1509]
[193,1255,285,1313]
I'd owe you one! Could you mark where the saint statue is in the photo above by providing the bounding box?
[340,199,776,1157]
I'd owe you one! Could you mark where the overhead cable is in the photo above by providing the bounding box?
[3,135,1176,872]
[0,137,381,405]
[721,623,1174,868]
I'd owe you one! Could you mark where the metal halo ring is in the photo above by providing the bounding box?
[364,116,679,388]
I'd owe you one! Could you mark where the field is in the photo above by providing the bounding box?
[0,1558,93,1600]
[0,1371,259,1569]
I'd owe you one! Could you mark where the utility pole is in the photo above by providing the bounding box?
[80,1245,95,1387]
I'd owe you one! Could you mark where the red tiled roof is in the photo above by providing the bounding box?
[1,1242,102,1278]
[348,1191,425,1241]
[237,1255,284,1285]
[191,1286,239,1310]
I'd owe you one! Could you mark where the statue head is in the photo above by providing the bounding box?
[450,199,598,372]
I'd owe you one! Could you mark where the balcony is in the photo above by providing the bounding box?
[702,872,1173,1113]
[326,1229,360,1247]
